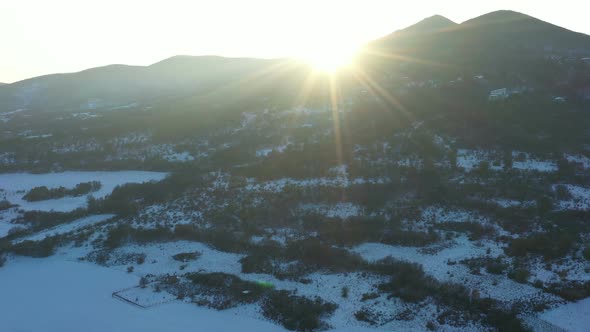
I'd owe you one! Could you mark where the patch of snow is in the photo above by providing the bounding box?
[421,206,488,224]
[0,258,286,332]
[110,242,244,276]
[164,151,195,162]
[24,133,53,139]
[352,237,550,302]
[246,177,389,193]
[0,152,16,165]
[109,102,140,110]
[554,184,590,211]
[513,160,557,172]
[492,199,534,208]
[540,297,590,332]
[456,149,502,171]
[0,109,24,122]
[72,112,101,120]
[241,112,258,128]
[565,154,590,169]
[256,148,274,157]
[300,203,362,219]
[0,220,16,238]
[512,151,557,172]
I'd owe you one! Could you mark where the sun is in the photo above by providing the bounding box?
[300,44,359,73]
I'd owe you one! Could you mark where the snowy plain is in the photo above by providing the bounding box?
[540,298,590,332]
[0,257,287,332]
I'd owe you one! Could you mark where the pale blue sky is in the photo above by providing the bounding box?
[1,0,589,82]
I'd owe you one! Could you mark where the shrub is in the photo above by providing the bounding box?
[375,258,435,303]
[341,286,349,298]
[10,238,59,258]
[172,252,201,262]
[0,200,13,211]
[555,185,572,200]
[240,254,275,274]
[506,232,576,259]
[22,181,101,202]
[360,292,379,302]
[354,308,377,325]
[186,272,269,306]
[508,268,530,284]
[426,321,436,331]
[262,290,337,331]
[285,239,365,272]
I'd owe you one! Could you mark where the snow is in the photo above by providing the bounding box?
[492,199,534,208]
[109,242,245,276]
[540,298,590,332]
[241,112,258,128]
[72,112,101,120]
[256,148,274,157]
[0,171,168,212]
[109,102,140,110]
[512,151,557,172]
[565,154,590,169]
[456,149,557,172]
[0,220,15,238]
[0,257,287,332]
[456,149,502,171]
[554,184,590,211]
[0,152,16,165]
[113,286,177,308]
[256,140,292,158]
[513,160,557,172]
[13,214,115,243]
[164,151,195,162]
[0,108,24,122]
[352,237,549,302]
[24,133,53,139]
[246,177,389,193]
[421,206,488,224]
[300,203,363,219]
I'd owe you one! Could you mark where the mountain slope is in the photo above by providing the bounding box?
[2,10,590,113]
[0,56,286,112]
[391,15,458,35]
[364,10,590,74]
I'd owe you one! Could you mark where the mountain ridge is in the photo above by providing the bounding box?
[1,10,590,112]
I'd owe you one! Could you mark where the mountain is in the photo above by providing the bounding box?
[0,56,296,112]
[2,10,590,113]
[364,10,590,75]
[391,15,458,35]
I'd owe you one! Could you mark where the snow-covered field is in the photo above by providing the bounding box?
[540,298,590,332]
[0,171,168,212]
[0,257,287,332]
[352,237,551,303]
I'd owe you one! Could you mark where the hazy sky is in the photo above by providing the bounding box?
[1,0,589,83]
